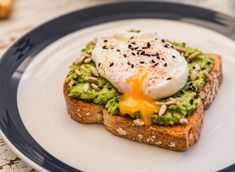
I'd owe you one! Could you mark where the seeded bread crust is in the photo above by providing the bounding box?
[63,55,222,151]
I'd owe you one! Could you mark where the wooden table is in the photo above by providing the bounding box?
[0,0,234,171]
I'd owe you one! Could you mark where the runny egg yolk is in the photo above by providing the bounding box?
[119,69,159,125]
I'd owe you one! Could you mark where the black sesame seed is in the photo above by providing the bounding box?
[98,63,101,67]
[161,39,165,43]
[164,44,169,48]
[172,55,176,58]
[167,77,172,80]
[194,95,199,99]
[207,61,211,65]
[130,36,134,39]
[142,47,148,49]
[192,86,197,92]
[116,49,120,52]
[109,63,114,67]
[102,45,107,49]
[104,40,108,43]
[134,47,138,50]
[153,63,159,67]
[131,42,136,45]
[179,90,184,94]
[72,83,76,86]
[187,87,193,91]
[132,52,135,56]
[189,82,193,86]
[147,42,151,48]
[162,58,165,61]
[141,51,145,55]
[124,54,127,57]
[140,61,145,64]
[201,66,206,70]
[190,99,194,105]
[151,59,155,63]
[164,63,167,67]
[128,44,132,49]
[127,62,131,65]
[131,64,134,68]
[193,66,196,69]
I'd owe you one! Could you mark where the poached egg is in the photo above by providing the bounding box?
[92,31,188,125]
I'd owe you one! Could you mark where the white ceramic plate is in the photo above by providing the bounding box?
[1,2,235,172]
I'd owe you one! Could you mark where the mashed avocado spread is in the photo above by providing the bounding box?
[66,41,214,125]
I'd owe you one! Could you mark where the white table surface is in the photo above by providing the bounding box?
[0,0,234,171]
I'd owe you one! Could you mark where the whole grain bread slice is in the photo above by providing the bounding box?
[63,55,222,151]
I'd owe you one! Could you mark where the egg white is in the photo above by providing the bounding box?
[92,31,188,99]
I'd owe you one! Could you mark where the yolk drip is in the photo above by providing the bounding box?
[119,69,159,125]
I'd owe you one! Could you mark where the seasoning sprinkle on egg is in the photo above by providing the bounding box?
[92,30,188,100]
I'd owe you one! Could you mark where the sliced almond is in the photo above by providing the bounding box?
[90,66,99,77]
[91,83,100,91]
[158,104,167,116]
[83,83,90,93]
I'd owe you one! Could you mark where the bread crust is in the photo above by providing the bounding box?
[63,55,222,151]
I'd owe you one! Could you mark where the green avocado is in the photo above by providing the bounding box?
[66,40,214,125]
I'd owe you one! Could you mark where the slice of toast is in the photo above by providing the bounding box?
[63,55,222,151]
